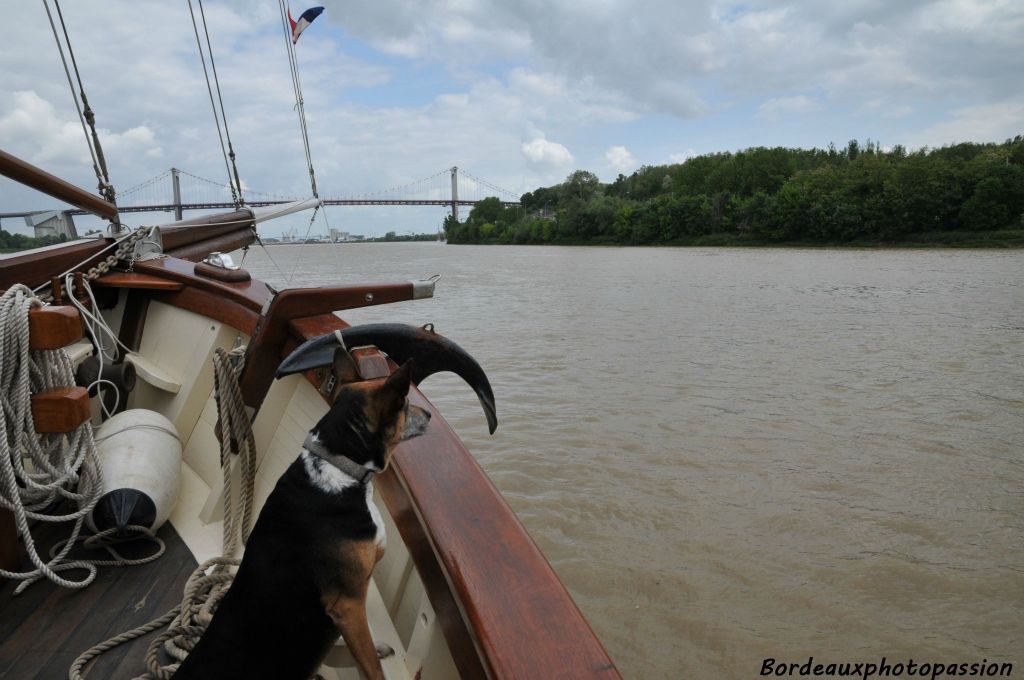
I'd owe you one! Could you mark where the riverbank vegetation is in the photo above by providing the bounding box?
[444,137,1024,247]
[0,230,69,253]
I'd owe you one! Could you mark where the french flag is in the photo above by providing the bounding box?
[289,6,325,44]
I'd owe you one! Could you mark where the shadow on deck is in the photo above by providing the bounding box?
[0,521,196,679]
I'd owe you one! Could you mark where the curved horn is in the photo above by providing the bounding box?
[276,323,497,434]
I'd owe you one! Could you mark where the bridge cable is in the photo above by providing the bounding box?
[187,0,242,209]
[459,169,519,200]
[43,0,117,212]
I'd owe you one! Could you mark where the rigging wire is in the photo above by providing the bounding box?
[42,0,116,211]
[187,0,241,208]
[276,0,319,199]
[275,0,327,283]
[195,0,245,207]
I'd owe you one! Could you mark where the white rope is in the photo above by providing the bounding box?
[63,273,127,419]
[70,346,258,679]
[0,285,105,594]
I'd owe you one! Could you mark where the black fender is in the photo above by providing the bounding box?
[276,323,497,434]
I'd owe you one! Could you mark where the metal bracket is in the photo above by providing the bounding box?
[203,251,241,270]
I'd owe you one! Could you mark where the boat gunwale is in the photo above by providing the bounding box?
[3,251,620,679]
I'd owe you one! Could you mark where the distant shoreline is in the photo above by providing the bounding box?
[444,228,1024,249]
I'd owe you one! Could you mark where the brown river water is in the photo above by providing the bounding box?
[240,243,1023,679]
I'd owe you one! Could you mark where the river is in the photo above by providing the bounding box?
[241,243,1023,679]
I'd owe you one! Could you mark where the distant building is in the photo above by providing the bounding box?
[329,228,353,242]
[25,211,77,240]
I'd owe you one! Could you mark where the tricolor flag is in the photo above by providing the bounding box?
[288,6,325,44]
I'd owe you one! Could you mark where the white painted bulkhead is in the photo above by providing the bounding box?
[105,299,457,679]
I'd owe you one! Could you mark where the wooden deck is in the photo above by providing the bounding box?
[0,521,197,679]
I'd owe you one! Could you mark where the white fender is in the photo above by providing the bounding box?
[87,409,182,533]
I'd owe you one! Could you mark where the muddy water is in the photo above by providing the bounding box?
[242,243,1023,679]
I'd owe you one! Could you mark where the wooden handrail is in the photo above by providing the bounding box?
[291,314,621,680]
[100,264,621,677]
[0,239,110,291]
[238,282,425,411]
[0,149,118,221]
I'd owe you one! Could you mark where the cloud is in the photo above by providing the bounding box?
[901,99,1024,149]
[605,146,637,174]
[669,149,698,164]
[521,137,574,167]
[756,95,823,121]
[859,99,914,119]
[0,91,164,167]
[2,0,1023,235]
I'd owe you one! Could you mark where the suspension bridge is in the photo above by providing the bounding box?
[0,167,520,224]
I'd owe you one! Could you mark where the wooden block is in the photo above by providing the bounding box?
[28,306,84,350]
[30,387,91,433]
[90,272,185,291]
[352,347,391,379]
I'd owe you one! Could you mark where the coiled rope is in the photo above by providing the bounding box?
[70,346,258,679]
[0,286,105,593]
[1,285,166,595]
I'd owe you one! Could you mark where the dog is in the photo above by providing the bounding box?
[172,349,430,680]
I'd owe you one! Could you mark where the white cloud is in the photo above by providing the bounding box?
[859,99,914,118]
[2,0,1023,235]
[756,95,823,121]
[521,137,574,167]
[669,149,698,164]
[605,146,637,174]
[0,91,163,167]
[901,100,1024,149]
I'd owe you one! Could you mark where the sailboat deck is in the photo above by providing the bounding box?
[0,522,196,679]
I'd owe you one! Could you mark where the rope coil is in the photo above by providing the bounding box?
[70,346,258,679]
[0,286,104,593]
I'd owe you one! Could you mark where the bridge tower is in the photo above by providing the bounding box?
[171,167,183,221]
[450,166,459,222]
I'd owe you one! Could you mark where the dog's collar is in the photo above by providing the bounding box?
[303,434,376,485]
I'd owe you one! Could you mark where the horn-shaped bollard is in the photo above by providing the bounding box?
[276,323,497,434]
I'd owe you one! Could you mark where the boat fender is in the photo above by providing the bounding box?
[86,409,182,534]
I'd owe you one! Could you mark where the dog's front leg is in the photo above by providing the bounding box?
[323,593,386,680]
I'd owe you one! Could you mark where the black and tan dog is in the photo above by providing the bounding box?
[172,324,495,680]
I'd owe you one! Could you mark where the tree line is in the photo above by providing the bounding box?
[0,229,69,253]
[444,137,1024,246]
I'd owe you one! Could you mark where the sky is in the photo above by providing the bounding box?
[1,0,1022,237]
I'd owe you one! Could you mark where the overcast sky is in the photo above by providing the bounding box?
[2,0,1022,237]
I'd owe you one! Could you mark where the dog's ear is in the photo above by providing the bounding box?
[331,346,361,385]
[374,360,413,416]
